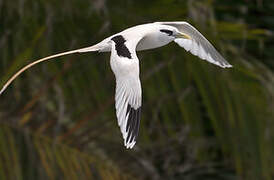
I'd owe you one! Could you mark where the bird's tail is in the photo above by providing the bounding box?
[0,44,101,96]
[77,43,103,52]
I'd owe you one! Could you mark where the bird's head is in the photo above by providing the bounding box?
[159,27,191,39]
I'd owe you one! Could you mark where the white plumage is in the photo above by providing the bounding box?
[110,36,142,148]
[0,21,232,149]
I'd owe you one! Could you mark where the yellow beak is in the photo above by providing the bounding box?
[175,32,191,39]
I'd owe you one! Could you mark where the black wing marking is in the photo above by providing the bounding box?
[111,35,132,59]
[126,104,141,144]
[114,77,142,149]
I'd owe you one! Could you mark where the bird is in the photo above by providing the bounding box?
[0,21,232,149]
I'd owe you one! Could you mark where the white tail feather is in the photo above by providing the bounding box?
[0,45,100,95]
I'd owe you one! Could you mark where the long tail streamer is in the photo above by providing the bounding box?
[0,45,98,95]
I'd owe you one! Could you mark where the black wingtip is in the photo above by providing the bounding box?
[125,104,141,143]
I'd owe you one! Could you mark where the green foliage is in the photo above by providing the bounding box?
[0,0,274,179]
[0,123,133,179]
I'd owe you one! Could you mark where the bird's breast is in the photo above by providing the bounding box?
[110,49,139,78]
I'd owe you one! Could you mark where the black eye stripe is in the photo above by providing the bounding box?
[160,29,173,36]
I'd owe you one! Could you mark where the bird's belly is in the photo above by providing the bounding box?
[136,33,173,51]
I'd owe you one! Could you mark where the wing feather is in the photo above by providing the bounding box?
[155,21,232,68]
[115,78,142,148]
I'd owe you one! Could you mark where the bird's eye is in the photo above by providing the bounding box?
[160,29,173,36]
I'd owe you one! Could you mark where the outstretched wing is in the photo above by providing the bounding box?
[110,35,142,149]
[115,75,142,149]
[155,21,232,68]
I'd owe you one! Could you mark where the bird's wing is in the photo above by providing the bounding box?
[154,21,232,68]
[110,36,142,149]
[115,75,142,149]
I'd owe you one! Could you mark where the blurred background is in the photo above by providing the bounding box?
[0,0,274,179]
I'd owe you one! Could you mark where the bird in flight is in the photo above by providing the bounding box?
[0,21,232,149]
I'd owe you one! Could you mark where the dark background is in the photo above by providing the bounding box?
[0,0,274,179]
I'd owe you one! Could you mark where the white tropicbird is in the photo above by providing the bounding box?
[0,21,232,149]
